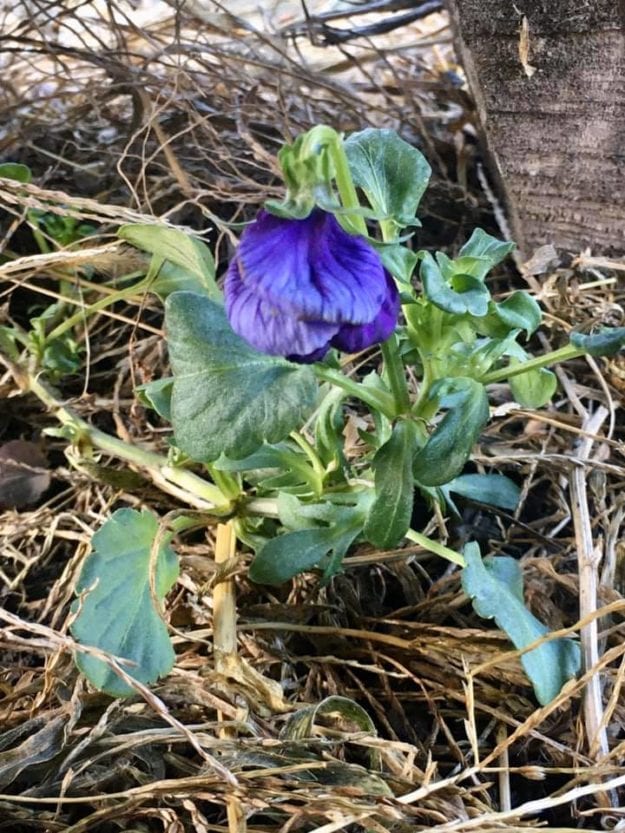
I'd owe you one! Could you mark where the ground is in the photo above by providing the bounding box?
[0,2,624,832]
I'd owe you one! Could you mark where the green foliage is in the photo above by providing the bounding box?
[509,364,557,408]
[249,493,369,584]
[0,162,32,183]
[570,327,625,357]
[118,223,220,301]
[421,252,491,317]
[165,293,317,461]
[441,473,521,515]
[71,509,179,697]
[461,543,580,705]
[344,128,431,228]
[413,378,489,487]
[135,378,173,421]
[363,420,415,548]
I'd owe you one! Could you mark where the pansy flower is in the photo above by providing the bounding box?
[224,209,399,363]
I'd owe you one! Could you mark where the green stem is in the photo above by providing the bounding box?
[9,360,231,511]
[289,431,326,494]
[481,343,584,385]
[47,275,151,342]
[313,365,396,420]
[405,528,466,567]
[381,336,410,415]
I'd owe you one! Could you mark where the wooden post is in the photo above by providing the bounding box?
[446,0,625,256]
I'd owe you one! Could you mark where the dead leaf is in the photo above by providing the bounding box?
[0,439,51,509]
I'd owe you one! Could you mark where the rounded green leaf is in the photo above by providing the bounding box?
[344,128,431,227]
[71,509,179,697]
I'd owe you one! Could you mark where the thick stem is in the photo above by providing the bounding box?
[481,344,584,384]
[381,337,410,415]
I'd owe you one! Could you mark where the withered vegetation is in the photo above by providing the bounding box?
[1,2,624,831]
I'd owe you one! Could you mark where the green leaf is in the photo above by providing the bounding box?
[441,473,521,515]
[461,543,580,705]
[249,519,360,585]
[149,260,215,300]
[249,494,369,584]
[165,293,317,462]
[509,364,557,408]
[71,509,179,697]
[458,228,515,269]
[119,224,220,301]
[135,378,173,421]
[364,421,415,548]
[0,163,32,183]
[375,243,418,284]
[413,378,489,487]
[421,253,490,317]
[344,128,431,227]
[493,291,542,337]
[570,327,625,357]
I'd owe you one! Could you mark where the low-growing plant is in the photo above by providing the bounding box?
[2,129,624,705]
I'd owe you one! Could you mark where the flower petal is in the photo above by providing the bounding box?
[236,210,388,325]
[331,272,400,353]
[225,258,337,358]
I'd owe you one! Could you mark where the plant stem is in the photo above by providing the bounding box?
[405,528,466,568]
[481,343,584,384]
[381,336,410,415]
[313,365,396,420]
[3,354,230,511]
[47,275,151,341]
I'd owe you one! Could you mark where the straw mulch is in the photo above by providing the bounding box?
[1,2,624,831]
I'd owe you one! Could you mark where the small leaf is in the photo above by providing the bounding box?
[421,253,490,316]
[0,163,32,183]
[249,499,366,585]
[119,224,220,301]
[413,378,489,487]
[441,473,521,515]
[570,327,625,357]
[71,509,179,697]
[344,128,431,227]
[165,293,317,462]
[135,378,173,421]
[364,420,415,548]
[458,228,515,268]
[0,440,51,509]
[493,291,542,337]
[461,542,580,705]
[510,364,557,408]
[375,243,418,284]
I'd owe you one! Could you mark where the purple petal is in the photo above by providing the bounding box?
[331,272,400,353]
[225,258,337,357]
[236,210,389,325]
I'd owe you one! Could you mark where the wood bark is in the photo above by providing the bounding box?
[446,0,625,256]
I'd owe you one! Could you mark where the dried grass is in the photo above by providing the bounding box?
[1,1,624,831]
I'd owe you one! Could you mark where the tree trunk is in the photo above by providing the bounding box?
[446,0,625,256]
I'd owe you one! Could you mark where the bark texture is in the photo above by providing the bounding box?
[447,0,625,255]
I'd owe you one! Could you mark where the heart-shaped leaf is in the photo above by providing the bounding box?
[570,327,625,357]
[165,293,317,462]
[71,509,179,697]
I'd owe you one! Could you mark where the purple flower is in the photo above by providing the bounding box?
[224,209,399,363]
